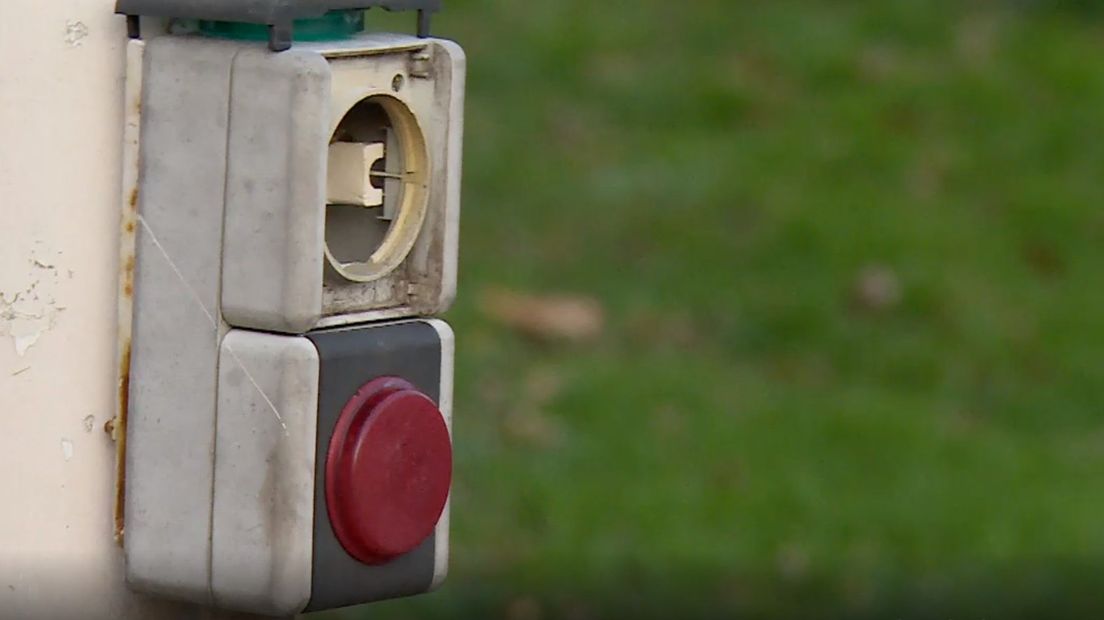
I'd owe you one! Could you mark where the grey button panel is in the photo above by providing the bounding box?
[305,320,444,612]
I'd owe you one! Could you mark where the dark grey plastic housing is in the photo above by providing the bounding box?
[305,320,447,612]
[115,0,442,50]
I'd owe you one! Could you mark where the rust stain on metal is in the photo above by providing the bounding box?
[122,255,135,299]
[114,186,137,543]
[112,338,131,544]
[113,245,136,543]
[113,39,144,546]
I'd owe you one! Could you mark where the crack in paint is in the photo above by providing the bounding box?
[0,248,66,357]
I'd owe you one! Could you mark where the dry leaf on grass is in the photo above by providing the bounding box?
[523,366,564,405]
[776,543,811,581]
[502,408,564,449]
[505,596,543,620]
[479,287,605,343]
[500,367,567,449]
[850,264,902,314]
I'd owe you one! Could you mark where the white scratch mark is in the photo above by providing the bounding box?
[82,415,95,433]
[222,344,289,433]
[137,215,289,433]
[60,439,74,462]
[64,20,88,47]
[11,366,30,376]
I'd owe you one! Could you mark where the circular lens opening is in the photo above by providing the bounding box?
[325,95,428,284]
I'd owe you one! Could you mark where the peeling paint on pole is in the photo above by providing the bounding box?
[0,2,258,618]
[0,246,67,357]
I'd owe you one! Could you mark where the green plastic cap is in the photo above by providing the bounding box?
[197,9,365,42]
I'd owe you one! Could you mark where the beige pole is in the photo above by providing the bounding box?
[0,3,255,619]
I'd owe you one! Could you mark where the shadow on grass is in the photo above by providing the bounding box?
[344,558,1104,620]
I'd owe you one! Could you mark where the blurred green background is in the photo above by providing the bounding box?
[337,0,1104,617]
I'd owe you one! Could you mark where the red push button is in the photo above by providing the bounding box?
[325,376,453,565]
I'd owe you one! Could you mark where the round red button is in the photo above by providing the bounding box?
[325,376,453,565]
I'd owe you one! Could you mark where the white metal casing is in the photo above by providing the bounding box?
[210,331,320,616]
[123,34,461,614]
[207,322,454,615]
[129,319,454,615]
[219,34,467,333]
[125,36,239,601]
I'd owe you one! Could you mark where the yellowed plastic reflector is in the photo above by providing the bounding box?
[327,142,385,207]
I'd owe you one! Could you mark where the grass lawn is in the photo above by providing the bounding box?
[333,1,1104,617]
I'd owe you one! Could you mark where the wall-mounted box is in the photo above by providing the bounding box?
[120,28,463,617]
